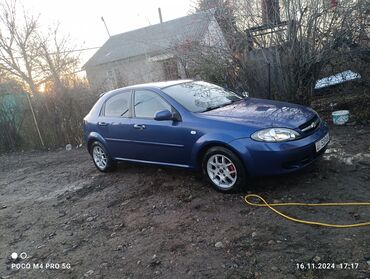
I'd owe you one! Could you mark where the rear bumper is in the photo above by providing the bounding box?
[229,122,329,177]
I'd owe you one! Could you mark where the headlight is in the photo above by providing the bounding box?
[251,128,300,142]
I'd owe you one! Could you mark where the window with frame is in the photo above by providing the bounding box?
[134,90,171,119]
[104,92,131,117]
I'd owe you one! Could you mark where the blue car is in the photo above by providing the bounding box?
[84,80,329,192]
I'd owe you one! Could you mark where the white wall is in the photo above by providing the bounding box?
[86,55,166,91]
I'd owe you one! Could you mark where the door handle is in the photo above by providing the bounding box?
[98,122,109,126]
[133,124,146,130]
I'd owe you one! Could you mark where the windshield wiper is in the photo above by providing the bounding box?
[202,102,233,112]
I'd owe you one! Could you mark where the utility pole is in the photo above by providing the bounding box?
[25,93,45,147]
[101,16,111,38]
[158,8,163,24]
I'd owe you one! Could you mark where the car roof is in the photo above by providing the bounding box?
[129,79,195,89]
[100,79,194,98]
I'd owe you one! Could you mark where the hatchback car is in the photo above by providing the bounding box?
[84,80,329,192]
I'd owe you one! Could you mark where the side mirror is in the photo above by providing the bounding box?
[154,109,174,121]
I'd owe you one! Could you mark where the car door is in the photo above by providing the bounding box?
[99,90,133,159]
[130,89,190,166]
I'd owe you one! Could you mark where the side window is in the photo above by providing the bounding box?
[134,90,171,118]
[104,91,131,117]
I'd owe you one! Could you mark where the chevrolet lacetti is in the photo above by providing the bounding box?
[83,80,330,192]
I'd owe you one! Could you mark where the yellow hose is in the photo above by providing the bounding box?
[244,194,370,228]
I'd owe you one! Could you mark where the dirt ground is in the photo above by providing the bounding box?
[0,124,370,279]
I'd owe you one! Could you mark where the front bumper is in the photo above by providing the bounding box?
[229,122,329,177]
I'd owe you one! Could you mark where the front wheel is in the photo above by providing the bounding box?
[91,141,116,172]
[202,147,246,192]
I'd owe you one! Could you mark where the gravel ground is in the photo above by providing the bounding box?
[0,124,370,279]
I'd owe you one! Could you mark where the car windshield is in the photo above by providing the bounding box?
[162,81,243,113]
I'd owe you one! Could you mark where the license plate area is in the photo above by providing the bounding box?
[315,133,330,152]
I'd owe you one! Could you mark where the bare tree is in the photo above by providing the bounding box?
[242,0,368,102]
[0,0,43,94]
[37,26,80,93]
[0,0,81,147]
[0,1,46,146]
[185,0,369,103]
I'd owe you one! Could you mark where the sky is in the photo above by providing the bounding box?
[21,0,195,68]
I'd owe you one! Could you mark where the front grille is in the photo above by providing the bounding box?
[299,115,320,134]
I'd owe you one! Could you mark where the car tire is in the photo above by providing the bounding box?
[202,146,246,192]
[90,141,116,172]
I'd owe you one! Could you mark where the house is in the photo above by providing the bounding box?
[83,11,228,91]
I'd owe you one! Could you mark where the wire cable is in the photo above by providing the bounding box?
[244,194,370,228]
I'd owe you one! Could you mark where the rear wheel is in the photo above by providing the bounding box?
[91,141,116,172]
[202,146,246,192]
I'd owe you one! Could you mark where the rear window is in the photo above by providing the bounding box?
[104,92,131,117]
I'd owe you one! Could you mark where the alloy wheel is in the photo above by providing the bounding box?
[93,145,108,170]
[206,154,237,189]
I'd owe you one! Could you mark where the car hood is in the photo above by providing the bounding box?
[199,98,316,129]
